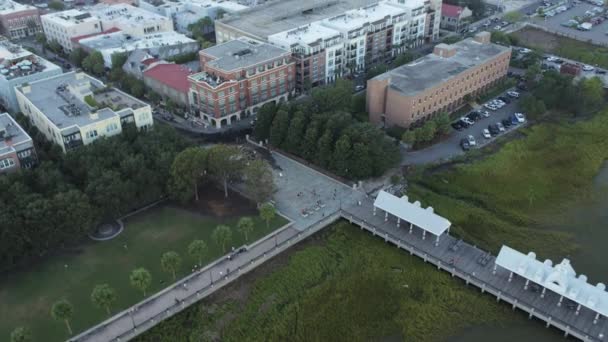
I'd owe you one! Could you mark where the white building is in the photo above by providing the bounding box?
[0,39,62,112]
[139,0,247,34]
[42,4,174,52]
[41,9,102,52]
[15,71,154,153]
[78,30,199,67]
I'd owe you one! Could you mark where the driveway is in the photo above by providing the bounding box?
[402,90,525,165]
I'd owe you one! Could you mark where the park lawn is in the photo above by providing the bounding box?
[0,205,287,342]
[137,222,516,342]
[407,109,608,258]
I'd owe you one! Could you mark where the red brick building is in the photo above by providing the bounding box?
[0,1,42,39]
[188,37,295,128]
[143,63,193,109]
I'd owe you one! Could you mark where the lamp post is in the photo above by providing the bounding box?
[128,308,136,330]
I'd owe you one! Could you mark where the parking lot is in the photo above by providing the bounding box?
[530,1,608,45]
[402,88,527,165]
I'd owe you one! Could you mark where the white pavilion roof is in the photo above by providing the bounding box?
[373,190,451,236]
[496,245,608,317]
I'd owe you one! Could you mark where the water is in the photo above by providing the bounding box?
[447,163,608,342]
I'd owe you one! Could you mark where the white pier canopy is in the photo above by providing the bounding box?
[496,245,608,320]
[373,190,451,244]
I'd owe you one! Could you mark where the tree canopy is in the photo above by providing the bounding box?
[130,268,152,296]
[91,284,117,316]
[82,51,105,76]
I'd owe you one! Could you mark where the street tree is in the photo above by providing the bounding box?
[10,326,32,342]
[188,239,207,265]
[283,111,306,153]
[253,103,276,141]
[401,130,416,145]
[259,203,276,229]
[332,133,352,177]
[169,147,207,202]
[578,77,605,114]
[48,0,64,10]
[82,51,105,76]
[243,159,275,204]
[69,48,87,67]
[91,284,117,316]
[207,144,244,198]
[51,299,74,335]
[434,112,451,135]
[237,217,255,242]
[212,225,232,252]
[130,268,152,297]
[269,109,290,147]
[161,251,182,280]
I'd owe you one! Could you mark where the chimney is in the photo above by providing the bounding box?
[473,31,491,44]
[433,43,456,58]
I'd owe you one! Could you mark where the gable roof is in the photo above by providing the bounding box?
[442,3,465,18]
[143,63,193,93]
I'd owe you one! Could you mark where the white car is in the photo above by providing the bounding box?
[494,25,502,30]
[496,122,505,132]
[481,110,490,118]
[546,56,559,62]
[467,135,477,146]
[462,117,475,125]
[482,129,491,139]
[514,112,526,123]
[484,103,497,110]
[583,65,595,72]
[507,91,520,98]
[519,48,532,54]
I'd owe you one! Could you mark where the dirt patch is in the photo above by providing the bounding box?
[511,27,562,51]
[179,185,258,218]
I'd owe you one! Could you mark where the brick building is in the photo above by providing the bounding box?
[0,112,36,173]
[367,32,511,128]
[0,0,42,39]
[188,37,295,128]
[144,63,193,108]
[440,4,472,31]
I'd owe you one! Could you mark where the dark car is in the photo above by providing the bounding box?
[488,124,500,136]
[460,138,470,151]
[516,82,528,91]
[595,69,607,75]
[467,111,481,122]
[451,121,465,131]
[502,118,512,128]
[555,59,564,64]
[498,96,511,104]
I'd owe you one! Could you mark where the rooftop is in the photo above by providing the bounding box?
[202,37,289,71]
[374,36,510,96]
[147,0,247,11]
[17,72,147,130]
[41,9,100,25]
[143,63,193,93]
[323,0,424,32]
[441,3,466,18]
[0,40,59,80]
[218,0,375,40]
[0,113,32,157]
[270,22,342,47]
[0,0,36,15]
[79,31,195,52]
[90,3,171,28]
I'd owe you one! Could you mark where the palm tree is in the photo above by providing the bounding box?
[10,326,32,342]
[51,299,74,335]
[91,284,117,316]
[212,225,232,252]
[259,203,276,229]
[161,251,182,280]
[237,217,254,242]
[130,268,152,297]
[188,239,207,265]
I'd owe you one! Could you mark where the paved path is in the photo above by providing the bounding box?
[71,150,606,341]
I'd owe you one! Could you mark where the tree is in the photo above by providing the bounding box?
[188,239,207,265]
[269,109,290,147]
[130,268,152,297]
[259,203,276,229]
[161,251,182,280]
[401,130,416,145]
[332,133,352,177]
[283,111,306,153]
[48,0,64,10]
[520,94,546,119]
[47,40,62,54]
[169,147,207,202]
[504,11,523,22]
[434,112,451,135]
[315,129,334,168]
[212,225,232,252]
[111,52,128,70]
[366,65,389,80]
[82,51,105,76]
[51,299,73,335]
[237,217,254,242]
[394,52,415,67]
[10,327,32,342]
[253,103,276,141]
[301,120,321,160]
[416,121,437,143]
[91,284,117,316]
[490,31,512,46]
[207,144,244,198]
[578,77,605,114]
[69,48,87,67]
[243,159,275,204]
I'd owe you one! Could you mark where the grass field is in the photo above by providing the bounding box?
[0,204,287,342]
[137,222,516,342]
[407,109,608,258]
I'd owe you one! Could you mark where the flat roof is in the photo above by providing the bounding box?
[0,0,36,15]
[41,9,100,25]
[90,3,171,28]
[218,0,374,39]
[0,113,32,156]
[202,37,289,71]
[269,22,341,47]
[323,1,423,32]
[374,37,510,96]
[79,31,195,51]
[17,72,147,130]
[373,190,451,236]
[0,40,60,80]
[496,245,608,317]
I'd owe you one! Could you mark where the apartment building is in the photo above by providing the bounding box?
[42,4,174,52]
[15,71,154,152]
[367,32,511,128]
[440,4,472,31]
[0,0,41,39]
[188,37,295,128]
[0,39,62,112]
[0,112,36,173]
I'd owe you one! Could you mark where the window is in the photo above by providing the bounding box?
[0,158,15,169]
[86,130,98,139]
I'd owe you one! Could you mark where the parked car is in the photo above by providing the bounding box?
[583,65,595,71]
[595,69,607,74]
[480,110,490,118]
[451,121,465,130]
[354,84,365,91]
[502,118,512,128]
[460,138,471,151]
[507,91,520,98]
[496,122,505,132]
[467,111,481,121]
[482,128,491,139]
[484,103,497,110]
[488,124,500,136]
[498,96,511,104]
[467,134,477,146]
[546,55,559,62]
[514,112,526,123]
[461,117,475,126]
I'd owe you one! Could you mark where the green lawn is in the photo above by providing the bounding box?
[137,222,515,342]
[0,205,287,342]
